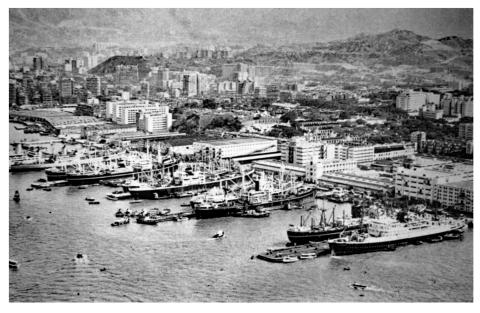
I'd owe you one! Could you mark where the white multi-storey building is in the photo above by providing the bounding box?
[396,90,440,115]
[280,136,335,167]
[433,180,473,213]
[394,161,473,203]
[106,100,171,125]
[137,112,172,133]
[305,158,358,181]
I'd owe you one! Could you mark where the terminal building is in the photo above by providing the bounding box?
[193,138,278,160]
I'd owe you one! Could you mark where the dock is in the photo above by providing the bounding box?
[256,242,330,263]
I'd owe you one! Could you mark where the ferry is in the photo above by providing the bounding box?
[328,215,466,256]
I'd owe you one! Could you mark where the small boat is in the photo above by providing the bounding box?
[88,201,100,205]
[136,216,159,225]
[444,233,463,240]
[78,186,87,189]
[9,259,19,270]
[413,241,423,245]
[282,256,299,263]
[180,203,191,207]
[212,230,225,239]
[129,200,143,204]
[351,283,367,290]
[85,197,95,201]
[177,191,196,198]
[124,209,132,216]
[111,218,130,227]
[299,253,316,260]
[115,209,125,218]
[106,195,119,201]
[43,188,52,191]
[428,236,443,243]
[174,215,188,222]
[13,190,20,202]
[26,188,33,191]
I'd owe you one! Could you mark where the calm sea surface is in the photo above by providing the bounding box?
[9,124,473,302]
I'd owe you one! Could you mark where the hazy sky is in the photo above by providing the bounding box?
[10,8,473,49]
[297,8,473,40]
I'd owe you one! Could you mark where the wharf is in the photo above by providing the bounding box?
[256,242,330,263]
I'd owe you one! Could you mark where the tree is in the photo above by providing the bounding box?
[280,111,298,124]
[356,119,367,125]
[339,111,351,119]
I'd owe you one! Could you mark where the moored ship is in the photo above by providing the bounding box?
[239,172,316,210]
[328,214,466,256]
[287,205,367,244]
[65,152,152,185]
[129,162,254,199]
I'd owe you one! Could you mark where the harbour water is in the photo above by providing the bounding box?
[9,126,473,302]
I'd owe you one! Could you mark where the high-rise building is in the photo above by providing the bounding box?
[9,80,16,105]
[33,56,44,71]
[86,76,101,96]
[60,77,74,100]
[458,123,473,140]
[140,80,150,99]
[410,131,427,151]
[182,72,198,97]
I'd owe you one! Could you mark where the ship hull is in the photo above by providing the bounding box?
[287,225,366,244]
[194,206,242,219]
[46,171,67,181]
[329,227,464,256]
[66,171,136,185]
[10,163,54,172]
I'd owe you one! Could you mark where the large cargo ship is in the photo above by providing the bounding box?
[287,205,367,244]
[65,152,152,185]
[128,162,254,199]
[328,215,466,256]
[239,173,316,210]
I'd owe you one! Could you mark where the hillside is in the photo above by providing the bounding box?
[89,56,150,77]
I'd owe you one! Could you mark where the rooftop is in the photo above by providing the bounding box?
[195,137,276,146]
[440,180,473,189]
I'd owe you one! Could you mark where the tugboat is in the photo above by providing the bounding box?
[13,190,20,202]
[328,213,466,256]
